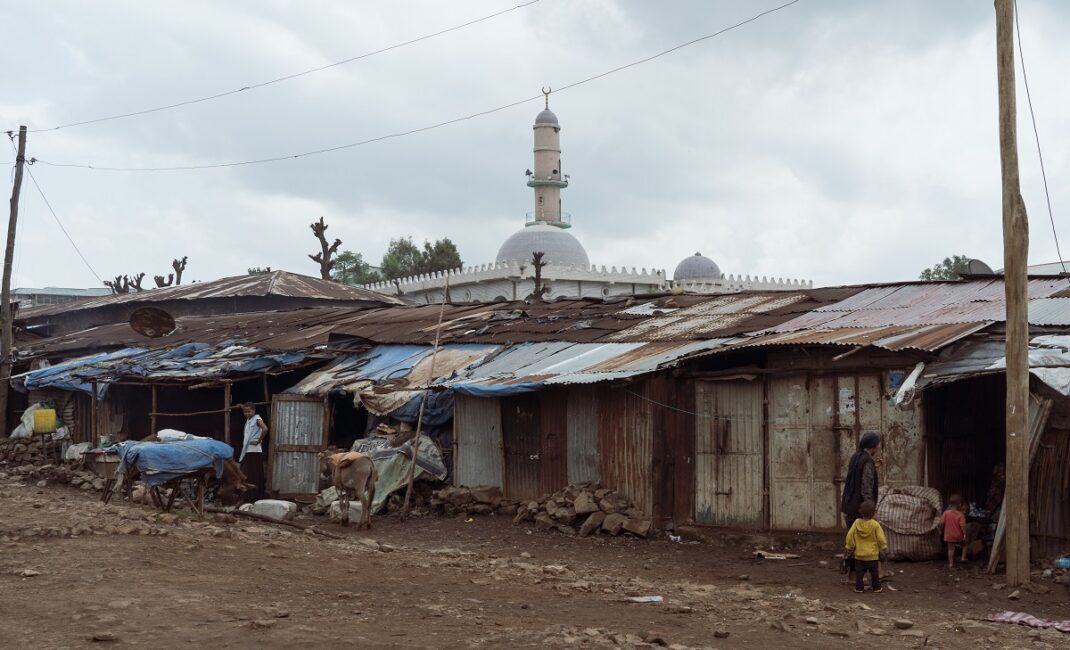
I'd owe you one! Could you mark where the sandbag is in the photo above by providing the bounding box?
[877,485,943,561]
[329,499,364,523]
[311,486,339,515]
[240,499,297,522]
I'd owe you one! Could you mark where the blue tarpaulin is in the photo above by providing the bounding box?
[390,390,455,427]
[450,382,543,397]
[17,342,305,397]
[114,439,235,487]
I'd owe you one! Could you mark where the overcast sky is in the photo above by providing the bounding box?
[4,0,1069,290]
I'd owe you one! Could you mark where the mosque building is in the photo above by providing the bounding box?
[363,94,808,303]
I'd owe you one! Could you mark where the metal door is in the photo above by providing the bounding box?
[454,394,503,488]
[769,375,814,529]
[501,394,541,500]
[694,380,764,527]
[267,394,328,497]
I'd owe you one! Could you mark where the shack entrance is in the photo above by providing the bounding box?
[267,394,328,498]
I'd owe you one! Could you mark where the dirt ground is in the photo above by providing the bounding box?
[1,475,1068,649]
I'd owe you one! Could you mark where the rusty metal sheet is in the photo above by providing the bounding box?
[539,389,568,495]
[694,380,763,527]
[501,394,541,500]
[454,394,503,488]
[268,394,327,496]
[598,385,653,516]
[648,375,694,526]
[566,385,600,484]
[768,375,814,530]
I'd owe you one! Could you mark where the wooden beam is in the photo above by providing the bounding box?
[150,384,158,436]
[995,0,1031,587]
[223,382,232,448]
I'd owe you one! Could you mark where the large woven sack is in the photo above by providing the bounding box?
[876,486,942,561]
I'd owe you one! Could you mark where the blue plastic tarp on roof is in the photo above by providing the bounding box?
[21,347,150,397]
[390,390,455,427]
[451,382,543,397]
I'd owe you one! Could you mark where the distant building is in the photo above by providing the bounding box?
[12,287,111,310]
[364,94,808,303]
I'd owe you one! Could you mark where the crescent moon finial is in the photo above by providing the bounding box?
[541,86,551,109]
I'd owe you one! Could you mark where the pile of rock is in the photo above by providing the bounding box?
[513,482,653,538]
[0,437,62,465]
[5,463,106,492]
[430,485,519,516]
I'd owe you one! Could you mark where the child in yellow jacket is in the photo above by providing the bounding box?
[845,500,888,593]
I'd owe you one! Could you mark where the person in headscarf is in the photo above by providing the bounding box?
[841,431,882,582]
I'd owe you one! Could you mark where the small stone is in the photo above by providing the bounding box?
[520,552,532,559]
[899,630,927,639]
[107,600,133,610]
[534,513,555,531]
[738,574,750,581]
[894,619,914,630]
[622,518,652,538]
[249,619,277,629]
[640,631,668,646]
[574,491,599,515]
[769,620,790,633]
[806,617,820,625]
[1008,590,1021,600]
[377,544,396,553]
[713,631,730,639]
[35,480,47,488]
[579,511,606,537]
[601,513,627,536]
[158,513,178,525]
[273,610,290,619]
[90,632,118,643]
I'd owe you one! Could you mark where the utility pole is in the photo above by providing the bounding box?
[995,0,1030,586]
[0,126,27,436]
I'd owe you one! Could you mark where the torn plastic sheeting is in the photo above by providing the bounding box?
[388,390,455,428]
[19,347,149,397]
[351,434,448,512]
[450,381,544,397]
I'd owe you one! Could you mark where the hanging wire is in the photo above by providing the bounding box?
[34,0,804,173]
[1014,0,1066,275]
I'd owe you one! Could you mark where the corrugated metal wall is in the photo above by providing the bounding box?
[501,394,541,500]
[694,379,763,527]
[649,376,694,526]
[539,389,568,495]
[769,371,926,531]
[566,386,600,484]
[453,394,503,488]
[598,384,653,516]
[269,395,326,496]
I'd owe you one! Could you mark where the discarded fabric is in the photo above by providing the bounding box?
[987,611,1070,633]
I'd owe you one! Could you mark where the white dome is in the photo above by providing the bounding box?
[496,223,590,267]
[673,252,721,282]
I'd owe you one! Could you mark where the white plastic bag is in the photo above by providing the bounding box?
[239,499,297,521]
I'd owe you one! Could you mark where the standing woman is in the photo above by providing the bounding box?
[239,402,269,502]
[841,431,882,580]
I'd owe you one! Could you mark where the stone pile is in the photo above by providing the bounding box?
[0,436,62,465]
[430,485,519,516]
[512,482,653,538]
[5,462,107,492]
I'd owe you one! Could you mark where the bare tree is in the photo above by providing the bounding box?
[308,217,341,280]
[104,275,129,294]
[172,256,188,285]
[531,251,549,302]
[128,273,146,291]
[153,273,174,288]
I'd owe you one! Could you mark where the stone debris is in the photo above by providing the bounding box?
[0,437,64,465]
[509,482,654,539]
[430,485,516,516]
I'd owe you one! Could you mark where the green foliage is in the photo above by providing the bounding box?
[380,237,463,280]
[247,266,272,275]
[919,255,971,281]
[333,250,382,285]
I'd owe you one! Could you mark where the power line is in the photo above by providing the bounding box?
[35,0,803,173]
[25,0,543,133]
[1014,0,1065,273]
[7,137,102,282]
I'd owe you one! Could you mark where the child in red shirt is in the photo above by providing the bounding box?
[941,493,968,568]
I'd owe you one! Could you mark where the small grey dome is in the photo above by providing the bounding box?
[673,252,722,282]
[496,223,589,267]
[535,108,559,125]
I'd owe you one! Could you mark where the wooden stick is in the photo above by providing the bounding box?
[401,275,449,520]
[204,506,344,539]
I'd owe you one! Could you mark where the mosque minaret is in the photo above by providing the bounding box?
[364,93,808,302]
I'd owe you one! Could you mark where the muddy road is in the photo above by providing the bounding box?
[1,474,1067,649]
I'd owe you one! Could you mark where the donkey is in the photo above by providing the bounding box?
[321,451,378,529]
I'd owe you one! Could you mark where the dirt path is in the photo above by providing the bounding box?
[1,476,1067,649]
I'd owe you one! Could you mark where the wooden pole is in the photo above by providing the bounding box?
[90,382,99,445]
[150,384,158,436]
[401,276,449,520]
[995,0,1031,587]
[223,382,232,446]
[0,126,27,436]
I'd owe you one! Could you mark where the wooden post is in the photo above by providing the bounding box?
[0,126,27,435]
[995,0,1031,587]
[150,384,158,436]
[401,275,449,519]
[90,382,99,445]
[223,382,232,446]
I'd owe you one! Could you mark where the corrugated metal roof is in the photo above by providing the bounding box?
[17,270,404,319]
[727,322,989,353]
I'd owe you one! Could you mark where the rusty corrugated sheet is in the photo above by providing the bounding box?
[501,394,541,500]
[453,394,503,488]
[18,270,403,320]
[566,385,600,484]
[598,384,652,516]
[725,322,990,353]
[694,379,764,528]
[268,395,326,496]
[539,389,568,495]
